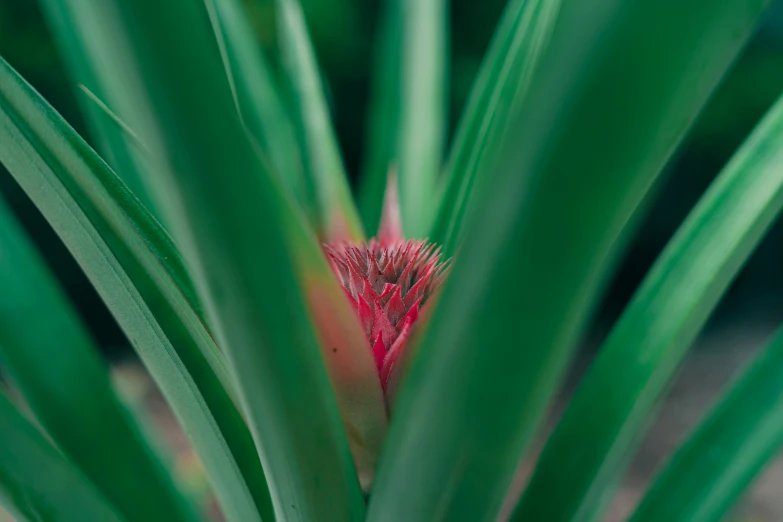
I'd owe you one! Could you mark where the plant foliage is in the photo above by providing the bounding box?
[0,0,781,521]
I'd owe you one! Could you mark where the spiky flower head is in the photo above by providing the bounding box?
[325,240,448,393]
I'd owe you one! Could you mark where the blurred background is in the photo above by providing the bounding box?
[1,1,782,520]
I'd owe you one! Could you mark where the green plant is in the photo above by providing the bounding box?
[0,0,782,521]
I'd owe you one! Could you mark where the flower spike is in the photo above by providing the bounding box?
[325,239,449,401]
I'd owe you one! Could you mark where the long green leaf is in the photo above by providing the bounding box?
[429,0,560,256]
[0,55,272,522]
[358,0,449,239]
[358,0,401,236]
[513,89,783,522]
[0,192,195,522]
[631,325,783,522]
[38,0,205,325]
[53,0,387,501]
[39,0,161,219]
[367,0,772,520]
[0,391,125,522]
[204,0,308,211]
[78,0,372,519]
[396,0,448,238]
[275,0,364,242]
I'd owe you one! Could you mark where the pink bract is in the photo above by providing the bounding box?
[324,240,449,393]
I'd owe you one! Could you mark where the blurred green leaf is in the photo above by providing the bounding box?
[0,391,125,522]
[80,0,368,518]
[631,324,783,522]
[430,0,560,256]
[0,191,196,522]
[232,0,389,485]
[275,0,364,242]
[514,90,783,522]
[0,55,272,522]
[367,0,773,520]
[38,0,161,219]
[396,0,448,238]
[205,0,309,212]
[358,0,401,236]
[357,0,449,239]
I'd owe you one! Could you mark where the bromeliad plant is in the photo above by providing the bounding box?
[1,0,783,521]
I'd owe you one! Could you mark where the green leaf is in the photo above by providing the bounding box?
[631,324,783,522]
[0,391,125,522]
[204,0,309,212]
[0,55,272,522]
[275,0,364,242]
[367,0,773,520]
[38,0,161,219]
[77,0,373,518]
[380,0,448,238]
[395,0,448,238]
[40,0,207,327]
[513,90,783,522]
[358,0,401,236]
[429,0,561,256]
[0,192,196,522]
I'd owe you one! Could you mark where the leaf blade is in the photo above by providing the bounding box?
[395,0,448,237]
[0,192,196,522]
[513,89,783,522]
[367,0,773,520]
[631,324,783,522]
[78,1,372,518]
[429,0,560,256]
[358,0,402,236]
[0,391,125,522]
[0,55,272,522]
[205,0,308,211]
[275,0,364,242]
[39,0,161,219]
[39,0,206,324]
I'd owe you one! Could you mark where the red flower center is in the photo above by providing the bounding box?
[325,240,449,390]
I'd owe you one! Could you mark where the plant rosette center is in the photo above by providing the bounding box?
[324,239,449,397]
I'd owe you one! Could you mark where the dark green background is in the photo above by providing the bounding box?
[1,0,782,355]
